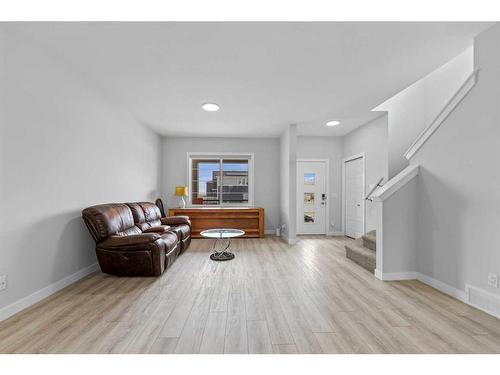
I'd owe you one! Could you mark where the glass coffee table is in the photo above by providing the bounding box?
[200,228,245,261]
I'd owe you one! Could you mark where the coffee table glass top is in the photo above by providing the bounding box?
[200,228,245,238]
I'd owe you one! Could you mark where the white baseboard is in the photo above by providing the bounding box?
[0,262,99,322]
[416,273,466,302]
[377,271,417,281]
[328,231,344,236]
[377,271,500,319]
[280,233,298,245]
[376,271,466,300]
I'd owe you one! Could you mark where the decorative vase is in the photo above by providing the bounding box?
[179,196,186,208]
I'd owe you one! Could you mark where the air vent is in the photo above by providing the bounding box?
[466,284,500,318]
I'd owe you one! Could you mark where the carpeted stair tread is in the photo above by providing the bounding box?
[345,238,376,273]
[362,230,376,251]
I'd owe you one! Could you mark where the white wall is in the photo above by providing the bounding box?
[342,115,389,232]
[374,47,474,178]
[411,24,500,296]
[0,28,161,312]
[279,125,297,242]
[159,136,280,232]
[297,136,343,234]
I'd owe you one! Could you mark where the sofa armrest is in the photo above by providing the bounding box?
[161,215,191,227]
[99,233,160,250]
[143,225,171,233]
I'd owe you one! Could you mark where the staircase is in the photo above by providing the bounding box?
[345,230,376,273]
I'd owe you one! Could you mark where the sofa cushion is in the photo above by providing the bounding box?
[169,224,191,241]
[143,225,171,233]
[82,203,138,242]
[161,216,191,227]
[159,231,178,251]
[127,202,163,231]
[99,233,161,250]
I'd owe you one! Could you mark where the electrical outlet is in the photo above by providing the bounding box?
[488,273,499,288]
[0,275,6,291]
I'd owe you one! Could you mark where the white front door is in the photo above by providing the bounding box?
[297,161,327,234]
[344,156,365,238]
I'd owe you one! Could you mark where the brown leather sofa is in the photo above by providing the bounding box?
[82,202,191,276]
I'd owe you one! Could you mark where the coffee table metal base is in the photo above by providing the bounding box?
[201,229,244,262]
[209,237,235,261]
[210,252,235,261]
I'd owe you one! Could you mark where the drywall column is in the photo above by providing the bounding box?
[372,165,419,280]
[279,124,297,244]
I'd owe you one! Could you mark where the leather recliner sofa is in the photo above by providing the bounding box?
[82,202,191,276]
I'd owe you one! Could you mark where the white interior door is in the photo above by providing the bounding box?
[344,156,365,238]
[297,161,327,234]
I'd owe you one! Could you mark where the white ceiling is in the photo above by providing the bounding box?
[8,22,493,137]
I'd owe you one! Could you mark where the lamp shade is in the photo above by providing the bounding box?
[175,186,189,197]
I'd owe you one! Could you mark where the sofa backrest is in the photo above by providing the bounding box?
[127,202,162,231]
[82,203,141,242]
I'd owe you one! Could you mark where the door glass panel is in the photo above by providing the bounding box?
[304,173,315,185]
[304,212,315,223]
[304,192,315,204]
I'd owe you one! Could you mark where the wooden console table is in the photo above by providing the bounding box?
[167,207,264,238]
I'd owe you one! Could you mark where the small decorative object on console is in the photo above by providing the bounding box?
[175,186,189,208]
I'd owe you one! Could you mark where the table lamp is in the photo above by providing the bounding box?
[175,186,188,208]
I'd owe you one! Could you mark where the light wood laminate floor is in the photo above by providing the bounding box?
[1,236,500,354]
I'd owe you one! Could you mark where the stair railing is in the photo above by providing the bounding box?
[365,177,384,202]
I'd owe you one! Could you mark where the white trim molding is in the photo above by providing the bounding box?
[0,262,99,322]
[375,271,500,319]
[371,164,419,202]
[280,233,298,245]
[376,271,418,281]
[375,271,466,302]
[404,69,480,160]
[417,273,466,302]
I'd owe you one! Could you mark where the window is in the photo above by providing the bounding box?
[188,154,253,206]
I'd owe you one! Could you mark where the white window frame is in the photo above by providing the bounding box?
[187,152,255,207]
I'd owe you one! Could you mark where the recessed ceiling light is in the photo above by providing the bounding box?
[326,120,340,127]
[202,103,220,112]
